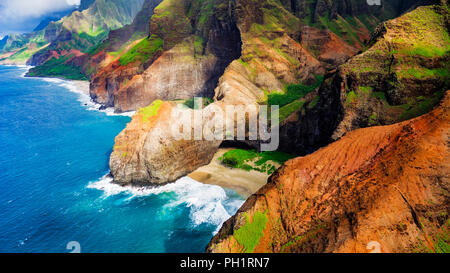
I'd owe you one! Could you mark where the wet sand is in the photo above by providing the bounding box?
[188,149,270,198]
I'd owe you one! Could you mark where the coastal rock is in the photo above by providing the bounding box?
[110,101,222,185]
[207,90,450,253]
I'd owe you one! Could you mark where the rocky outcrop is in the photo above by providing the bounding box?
[300,26,359,69]
[207,90,450,253]
[113,41,225,112]
[110,100,224,185]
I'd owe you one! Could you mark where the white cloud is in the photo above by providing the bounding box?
[0,0,81,35]
[0,0,80,21]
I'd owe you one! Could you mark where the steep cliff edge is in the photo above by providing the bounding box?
[110,100,223,184]
[207,90,450,253]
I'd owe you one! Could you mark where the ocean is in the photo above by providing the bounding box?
[0,65,243,253]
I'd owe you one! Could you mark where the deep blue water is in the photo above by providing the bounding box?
[0,66,243,253]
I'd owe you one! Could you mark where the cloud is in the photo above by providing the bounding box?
[0,0,80,20]
[0,0,80,36]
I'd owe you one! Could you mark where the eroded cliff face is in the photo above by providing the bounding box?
[83,0,163,79]
[332,4,450,139]
[207,90,450,253]
[278,4,450,155]
[110,100,232,184]
[91,0,242,112]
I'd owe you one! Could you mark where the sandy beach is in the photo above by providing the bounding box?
[72,80,90,95]
[188,148,270,198]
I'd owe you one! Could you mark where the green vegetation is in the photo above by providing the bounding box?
[7,43,48,63]
[399,91,444,121]
[371,91,387,101]
[139,100,163,122]
[279,100,306,121]
[414,220,450,253]
[317,14,363,46]
[279,221,327,252]
[219,149,295,175]
[392,6,450,58]
[308,95,320,109]
[183,97,213,109]
[346,90,358,104]
[234,211,269,253]
[369,112,378,126]
[119,35,164,66]
[193,35,204,55]
[398,67,450,80]
[267,75,323,107]
[27,55,88,80]
[280,235,303,252]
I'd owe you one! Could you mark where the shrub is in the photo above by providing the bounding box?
[267,75,323,107]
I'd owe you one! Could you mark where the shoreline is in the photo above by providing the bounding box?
[188,148,270,199]
[4,64,136,117]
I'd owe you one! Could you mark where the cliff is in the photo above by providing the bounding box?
[278,4,450,155]
[82,0,163,79]
[90,0,242,112]
[207,90,450,253]
[110,100,223,185]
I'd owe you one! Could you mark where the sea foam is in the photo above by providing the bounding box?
[46,78,135,117]
[88,175,244,232]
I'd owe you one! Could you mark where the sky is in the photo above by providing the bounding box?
[0,0,80,37]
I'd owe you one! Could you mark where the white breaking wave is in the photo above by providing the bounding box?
[43,78,135,117]
[88,174,244,232]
